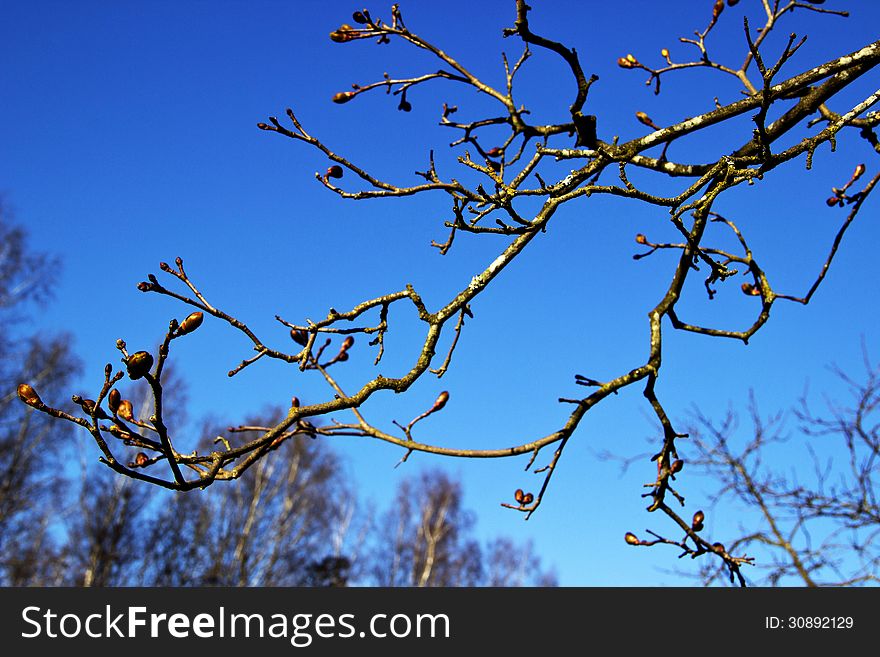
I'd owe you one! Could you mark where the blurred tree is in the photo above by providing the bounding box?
[367,469,556,587]
[0,199,80,585]
[686,356,879,586]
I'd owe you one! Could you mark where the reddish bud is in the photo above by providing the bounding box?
[17,383,42,408]
[352,11,368,24]
[257,122,271,130]
[178,311,204,335]
[332,91,356,104]
[137,282,153,292]
[853,163,866,180]
[713,542,726,554]
[636,111,658,129]
[118,400,134,422]
[108,388,121,413]
[135,452,149,467]
[337,352,349,361]
[341,336,354,352]
[727,0,740,6]
[291,396,300,408]
[713,0,724,19]
[741,282,761,296]
[521,492,534,505]
[291,329,309,346]
[625,532,641,546]
[432,390,449,411]
[670,459,684,474]
[514,488,525,503]
[486,147,503,158]
[692,509,705,531]
[635,233,648,245]
[617,56,635,69]
[826,195,842,207]
[126,351,154,380]
[326,165,344,179]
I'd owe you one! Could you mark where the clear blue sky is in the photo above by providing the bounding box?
[2,0,879,585]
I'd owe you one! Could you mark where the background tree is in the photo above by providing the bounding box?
[12,1,880,585]
[684,355,879,586]
[0,199,80,586]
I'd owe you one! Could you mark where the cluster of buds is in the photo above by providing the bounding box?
[514,488,535,506]
[617,53,640,69]
[826,163,866,207]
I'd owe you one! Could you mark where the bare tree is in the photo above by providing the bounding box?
[367,469,556,587]
[18,1,880,584]
[683,355,879,586]
[0,200,80,585]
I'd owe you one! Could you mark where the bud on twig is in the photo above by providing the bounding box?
[636,111,660,130]
[713,0,725,19]
[326,165,344,179]
[17,383,42,408]
[291,396,300,408]
[178,311,204,335]
[625,532,641,546]
[108,388,121,413]
[329,24,356,43]
[692,509,705,531]
[352,11,368,24]
[617,54,639,69]
[332,91,356,104]
[126,351,154,380]
[741,282,761,296]
[670,459,684,474]
[486,146,503,158]
[521,492,534,505]
[118,400,134,422]
[135,452,149,467]
[432,391,449,411]
[341,336,354,352]
[514,488,525,503]
[635,233,648,245]
[852,163,866,181]
[291,329,309,346]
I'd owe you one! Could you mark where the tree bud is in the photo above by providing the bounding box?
[118,399,134,422]
[521,492,534,504]
[329,25,356,43]
[741,282,761,296]
[853,163,866,180]
[326,165,344,179]
[178,311,204,335]
[108,388,121,413]
[625,532,640,546]
[486,146,503,158]
[692,509,705,531]
[341,336,354,352]
[670,459,684,474]
[257,122,271,130]
[291,396,300,408]
[617,56,635,69]
[660,48,669,58]
[636,111,658,129]
[126,351,154,380]
[432,390,449,410]
[514,488,525,503]
[17,383,42,408]
[727,0,740,6]
[291,329,309,346]
[713,542,726,554]
[635,233,648,244]
[332,91,356,104]
[826,195,842,207]
[135,452,149,466]
[398,99,412,112]
[352,11,368,23]
[137,282,153,292]
[713,0,724,19]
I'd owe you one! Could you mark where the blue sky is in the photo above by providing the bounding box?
[2,0,879,585]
